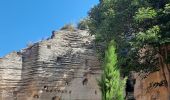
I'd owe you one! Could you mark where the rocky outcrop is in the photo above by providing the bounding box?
[0,29,101,100]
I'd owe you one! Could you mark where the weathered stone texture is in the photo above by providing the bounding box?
[133,45,170,100]
[0,29,101,100]
[0,52,22,100]
[134,71,169,100]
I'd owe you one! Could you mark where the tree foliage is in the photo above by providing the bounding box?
[88,0,170,74]
[88,0,170,99]
[129,0,170,74]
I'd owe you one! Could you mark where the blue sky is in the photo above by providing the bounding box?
[0,0,98,57]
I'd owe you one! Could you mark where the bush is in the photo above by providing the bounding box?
[60,24,75,31]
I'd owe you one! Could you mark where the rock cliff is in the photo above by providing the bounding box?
[0,29,101,100]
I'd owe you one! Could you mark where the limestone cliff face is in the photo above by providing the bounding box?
[0,29,101,100]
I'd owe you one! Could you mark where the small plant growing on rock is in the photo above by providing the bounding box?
[60,24,75,31]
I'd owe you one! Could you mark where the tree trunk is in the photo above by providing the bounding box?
[159,45,170,99]
[164,45,170,99]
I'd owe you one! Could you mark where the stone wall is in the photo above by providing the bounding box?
[0,29,102,100]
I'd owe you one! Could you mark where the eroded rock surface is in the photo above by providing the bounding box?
[0,30,101,100]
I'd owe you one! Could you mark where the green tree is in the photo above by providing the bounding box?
[88,0,170,99]
[88,0,141,77]
[128,0,170,96]
[88,0,137,99]
[99,40,126,100]
[128,0,170,73]
[88,0,170,76]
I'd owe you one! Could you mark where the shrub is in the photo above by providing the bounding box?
[60,24,75,31]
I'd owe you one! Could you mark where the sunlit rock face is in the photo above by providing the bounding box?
[0,52,22,100]
[0,29,101,100]
[133,45,170,100]
[133,70,170,100]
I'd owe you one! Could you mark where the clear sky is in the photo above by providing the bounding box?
[0,0,98,57]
